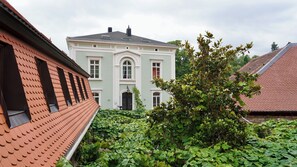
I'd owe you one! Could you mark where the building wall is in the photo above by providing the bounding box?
[75,50,114,108]
[0,30,99,167]
[70,42,175,110]
[140,53,172,109]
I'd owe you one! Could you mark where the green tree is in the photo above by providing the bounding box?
[148,32,260,148]
[271,42,279,51]
[168,40,191,79]
[230,55,252,73]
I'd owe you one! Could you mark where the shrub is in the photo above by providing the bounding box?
[148,32,260,148]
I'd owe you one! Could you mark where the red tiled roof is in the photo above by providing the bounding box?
[0,28,99,167]
[239,49,281,74]
[0,1,100,166]
[242,44,297,113]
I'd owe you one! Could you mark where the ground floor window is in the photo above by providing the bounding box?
[152,92,161,107]
[92,91,100,104]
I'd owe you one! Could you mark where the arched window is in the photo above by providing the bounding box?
[122,60,133,79]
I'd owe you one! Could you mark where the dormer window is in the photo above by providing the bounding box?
[69,72,80,103]
[57,67,72,106]
[122,59,134,80]
[0,42,31,128]
[36,58,59,112]
[76,76,85,100]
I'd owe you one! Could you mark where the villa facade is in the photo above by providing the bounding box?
[67,27,176,110]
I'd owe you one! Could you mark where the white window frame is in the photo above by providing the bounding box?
[92,91,101,105]
[151,60,162,80]
[121,59,134,80]
[152,91,162,108]
[88,57,102,80]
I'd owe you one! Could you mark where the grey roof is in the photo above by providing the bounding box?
[67,31,177,48]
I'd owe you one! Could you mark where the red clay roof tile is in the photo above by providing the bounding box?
[242,44,297,113]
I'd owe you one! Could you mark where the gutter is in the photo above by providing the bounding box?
[65,108,99,160]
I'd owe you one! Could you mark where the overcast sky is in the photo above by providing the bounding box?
[7,0,297,56]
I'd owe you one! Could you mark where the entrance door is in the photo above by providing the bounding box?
[122,92,132,110]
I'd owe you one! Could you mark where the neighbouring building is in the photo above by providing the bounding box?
[241,43,297,122]
[67,27,177,110]
[0,1,99,166]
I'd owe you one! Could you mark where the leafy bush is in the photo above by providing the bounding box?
[74,110,297,166]
[148,32,260,148]
[132,87,145,112]
[56,157,72,167]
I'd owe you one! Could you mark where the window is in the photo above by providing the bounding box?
[152,62,161,79]
[81,78,89,99]
[122,60,133,79]
[89,59,101,79]
[76,76,85,100]
[0,42,31,128]
[35,58,59,112]
[152,92,161,107]
[57,68,72,106]
[69,73,80,103]
[92,91,100,104]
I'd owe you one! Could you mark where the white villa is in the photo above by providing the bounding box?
[66,26,176,110]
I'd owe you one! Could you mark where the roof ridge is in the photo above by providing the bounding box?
[257,43,297,75]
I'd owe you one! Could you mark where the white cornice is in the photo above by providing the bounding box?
[66,38,178,49]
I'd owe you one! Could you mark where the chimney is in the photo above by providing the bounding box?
[108,27,112,32]
[126,26,131,36]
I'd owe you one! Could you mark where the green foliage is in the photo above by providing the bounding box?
[132,87,145,112]
[168,40,191,79]
[254,124,271,138]
[169,40,254,79]
[76,110,297,166]
[74,110,156,167]
[149,32,261,148]
[56,157,73,167]
[230,55,252,73]
[271,42,279,51]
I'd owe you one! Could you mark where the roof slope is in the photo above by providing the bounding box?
[239,49,281,74]
[0,1,100,166]
[67,31,177,48]
[242,43,297,113]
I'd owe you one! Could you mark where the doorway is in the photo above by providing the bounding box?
[122,92,132,110]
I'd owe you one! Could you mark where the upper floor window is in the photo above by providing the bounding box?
[36,58,59,112]
[152,62,161,79]
[57,67,72,106]
[122,59,133,79]
[89,59,101,79]
[0,42,31,128]
[152,92,161,107]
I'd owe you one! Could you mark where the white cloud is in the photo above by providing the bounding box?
[6,0,297,56]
